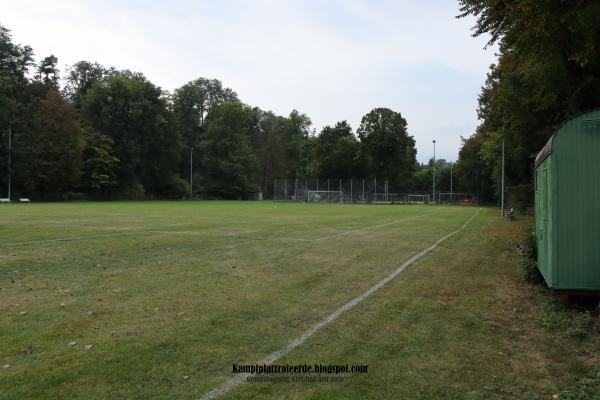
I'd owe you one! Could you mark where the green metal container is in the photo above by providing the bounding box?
[534,109,600,292]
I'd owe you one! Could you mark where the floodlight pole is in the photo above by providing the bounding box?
[189,147,193,199]
[501,139,505,216]
[362,179,364,201]
[7,122,11,200]
[450,161,453,200]
[432,140,436,204]
[305,179,308,202]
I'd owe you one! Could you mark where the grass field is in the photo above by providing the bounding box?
[1,201,598,399]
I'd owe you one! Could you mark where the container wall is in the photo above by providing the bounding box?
[535,157,553,286]
[554,110,600,290]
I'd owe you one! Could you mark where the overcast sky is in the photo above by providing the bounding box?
[2,0,497,163]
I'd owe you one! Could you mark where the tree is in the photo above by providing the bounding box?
[313,121,358,178]
[81,71,181,197]
[251,110,288,193]
[173,78,238,146]
[200,101,259,198]
[28,90,82,198]
[455,132,495,202]
[458,0,600,205]
[172,78,238,193]
[357,108,417,191]
[281,110,313,178]
[36,55,60,90]
[63,61,110,107]
[0,25,34,197]
[80,126,119,196]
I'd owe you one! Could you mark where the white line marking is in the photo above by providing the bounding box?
[198,208,482,400]
[312,214,425,241]
[0,214,425,247]
[0,230,161,247]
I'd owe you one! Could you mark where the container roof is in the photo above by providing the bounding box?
[534,135,554,169]
[534,109,600,170]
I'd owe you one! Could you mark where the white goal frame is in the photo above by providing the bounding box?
[406,194,431,204]
[437,192,474,204]
[307,190,344,203]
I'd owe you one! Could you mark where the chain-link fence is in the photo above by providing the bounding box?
[272,178,476,204]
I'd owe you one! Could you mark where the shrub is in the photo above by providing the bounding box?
[519,226,544,284]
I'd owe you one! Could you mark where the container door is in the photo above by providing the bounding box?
[539,168,549,272]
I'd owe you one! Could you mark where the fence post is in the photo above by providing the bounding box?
[273,179,276,200]
[350,179,353,202]
[284,179,287,200]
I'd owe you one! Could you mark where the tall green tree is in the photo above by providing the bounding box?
[0,25,34,197]
[458,0,600,204]
[63,61,110,107]
[173,78,238,146]
[36,55,60,90]
[455,131,495,202]
[81,71,181,197]
[281,110,312,178]
[251,110,288,193]
[200,101,259,198]
[313,121,358,178]
[28,90,82,198]
[172,78,238,192]
[80,126,119,196]
[357,108,417,191]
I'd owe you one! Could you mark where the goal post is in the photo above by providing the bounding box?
[307,190,345,203]
[406,194,431,204]
[437,192,475,204]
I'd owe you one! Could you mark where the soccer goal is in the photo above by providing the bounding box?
[437,192,474,204]
[406,194,431,204]
[307,190,344,203]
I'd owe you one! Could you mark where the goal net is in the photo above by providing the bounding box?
[308,190,344,203]
[407,194,431,204]
[437,192,474,204]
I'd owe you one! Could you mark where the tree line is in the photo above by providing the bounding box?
[2,23,462,201]
[456,0,600,207]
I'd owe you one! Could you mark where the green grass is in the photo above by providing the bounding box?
[0,201,598,399]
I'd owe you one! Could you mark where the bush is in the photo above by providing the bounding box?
[118,182,145,200]
[559,370,600,400]
[162,177,190,199]
[519,226,544,284]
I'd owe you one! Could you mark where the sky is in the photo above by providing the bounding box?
[2,0,497,163]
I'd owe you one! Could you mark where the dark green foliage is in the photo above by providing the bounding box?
[35,55,60,90]
[200,101,259,198]
[63,61,111,107]
[357,108,417,191]
[0,22,426,200]
[28,90,82,199]
[412,159,455,194]
[457,0,600,206]
[80,127,119,196]
[519,226,543,284]
[313,121,358,178]
[81,71,181,197]
[560,371,600,400]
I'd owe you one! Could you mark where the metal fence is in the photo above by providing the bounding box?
[272,178,476,204]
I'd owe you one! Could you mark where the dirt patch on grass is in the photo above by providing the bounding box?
[483,219,527,244]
